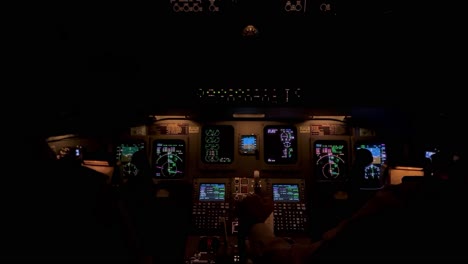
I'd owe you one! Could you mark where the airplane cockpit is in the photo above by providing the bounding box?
[6,1,468,263]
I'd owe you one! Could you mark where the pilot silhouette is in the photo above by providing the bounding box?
[120,149,157,263]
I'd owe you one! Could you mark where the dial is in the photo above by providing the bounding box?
[155,153,183,177]
[316,154,346,180]
[122,163,139,178]
[364,164,381,180]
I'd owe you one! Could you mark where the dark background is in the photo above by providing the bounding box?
[22,1,466,138]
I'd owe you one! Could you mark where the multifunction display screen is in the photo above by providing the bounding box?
[314,140,348,182]
[272,184,300,202]
[199,183,226,201]
[264,125,298,164]
[201,125,234,164]
[153,139,185,179]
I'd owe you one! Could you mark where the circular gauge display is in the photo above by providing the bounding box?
[153,140,185,179]
[364,164,381,180]
[316,154,346,180]
[155,155,183,177]
[122,163,139,178]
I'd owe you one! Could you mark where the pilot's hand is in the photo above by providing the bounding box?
[237,193,274,234]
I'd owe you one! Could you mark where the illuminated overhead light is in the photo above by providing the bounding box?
[308,116,350,121]
[151,115,189,120]
[233,113,265,118]
[82,160,110,166]
[46,134,79,142]
[394,166,423,171]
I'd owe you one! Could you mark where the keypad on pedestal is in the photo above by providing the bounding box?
[192,202,230,231]
[273,202,307,232]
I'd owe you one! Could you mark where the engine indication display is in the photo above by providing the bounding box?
[153,139,185,179]
[314,140,348,182]
[264,125,298,164]
[201,125,234,164]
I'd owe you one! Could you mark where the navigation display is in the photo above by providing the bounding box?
[272,184,300,202]
[314,140,348,182]
[201,125,234,164]
[153,139,185,179]
[264,125,298,164]
[199,183,226,202]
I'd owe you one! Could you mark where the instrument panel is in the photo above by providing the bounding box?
[313,140,348,182]
[153,139,186,179]
[115,141,146,180]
